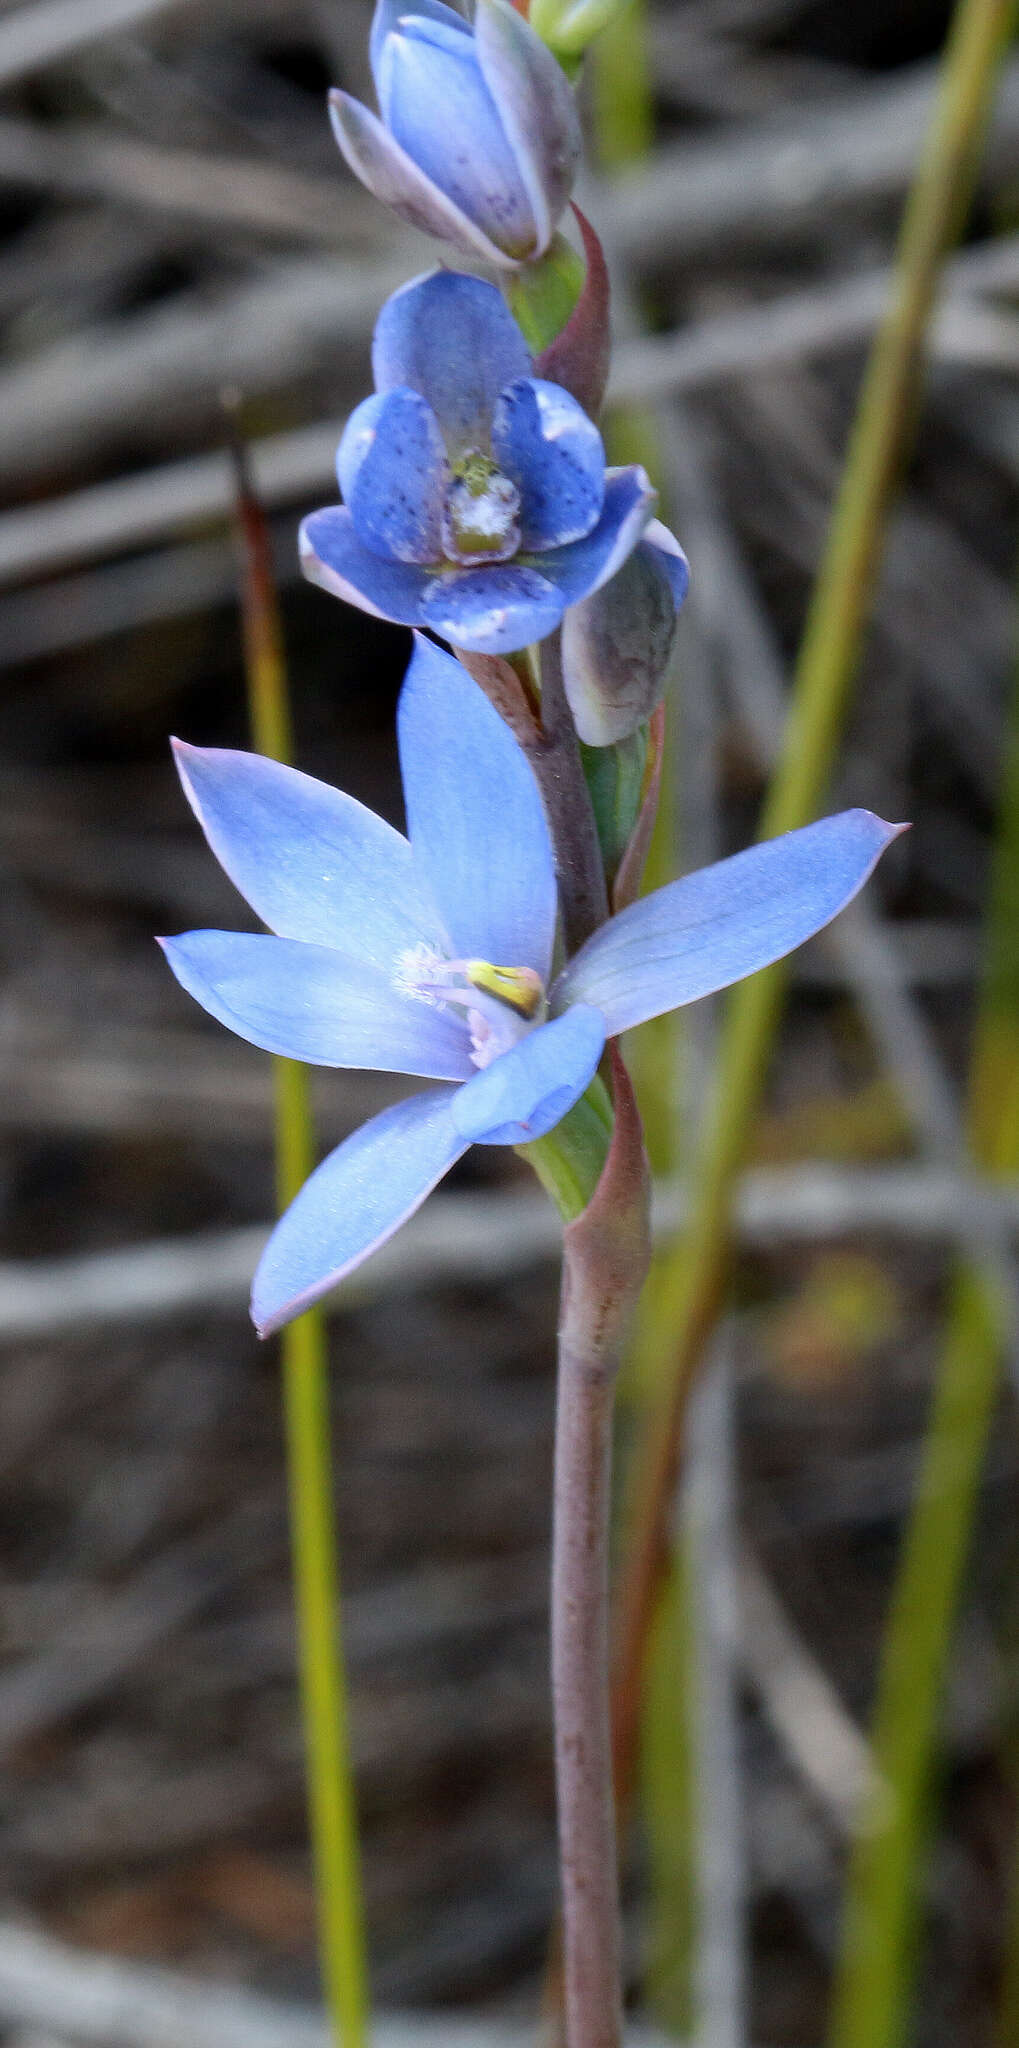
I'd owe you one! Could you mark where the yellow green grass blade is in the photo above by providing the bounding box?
[609,0,1017,1827]
[232,441,370,2048]
[826,569,1019,2048]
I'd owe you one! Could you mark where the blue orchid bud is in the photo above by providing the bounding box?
[330,0,581,267]
[561,525,690,746]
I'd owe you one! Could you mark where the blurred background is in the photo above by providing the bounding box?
[1,1,1019,2044]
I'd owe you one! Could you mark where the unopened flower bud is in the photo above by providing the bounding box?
[330,0,581,267]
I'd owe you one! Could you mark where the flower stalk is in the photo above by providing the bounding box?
[553,1050,651,2048]
[536,629,610,951]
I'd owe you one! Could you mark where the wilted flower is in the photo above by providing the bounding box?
[160,639,900,1336]
[301,270,676,656]
[562,526,689,746]
[330,0,580,265]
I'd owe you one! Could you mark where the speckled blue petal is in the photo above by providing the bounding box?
[251,1088,467,1335]
[376,17,536,257]
[398,636,558,981]
[301,506,563,650]
[552,812,905,1034]
[373,271,532,455]
[531,464,657,606]
[171,741,446,965]
[337,389,449,564]
[300,505,436,626]
[370,0,469,84]
[418,560,563,653]
[160,931,474,1078]
[492,376,604,550]
[474,0,581,254]
[452,1005,606,1145]
[329,91,514,264]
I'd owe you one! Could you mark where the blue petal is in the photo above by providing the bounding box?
[160,931,474,1078]
[452,1005,606,1145]
[530,465,657,607]
[301,506,563,651]
[491,377,604,550]
[252,1088,467,1334]
[171,741,445,966]
[301,505,436,625]
[329,91,514,264]
[419,560,564,652]
[372,271,532,456]
[474,0,581,255]
[376,17,537,258]
[398,636,558,981]
[337,389,448,564]
[370,0,469,84]
[552,812,905,1034]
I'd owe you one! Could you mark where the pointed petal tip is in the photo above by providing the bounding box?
[250,1291,294,1342]
[853,808,911,849]
[169,735,206,781]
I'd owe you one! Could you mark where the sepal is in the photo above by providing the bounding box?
[534,208,610,419]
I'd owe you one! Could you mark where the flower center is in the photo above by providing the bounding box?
[441,451,521,566]
[394,947,545,1069]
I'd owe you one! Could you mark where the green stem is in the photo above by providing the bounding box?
[609,0,1016,1828]
[589,0,653,170]
[233,444,370,2048]
[828,519,1019,2048]
[828,1268,1004,2048]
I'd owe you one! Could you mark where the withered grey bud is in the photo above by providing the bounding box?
[561,526,689,747]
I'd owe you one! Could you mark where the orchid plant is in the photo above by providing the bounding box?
[162,5,902,2042]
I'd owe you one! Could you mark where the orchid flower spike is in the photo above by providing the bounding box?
[301,270,687,656]
[159,639,902,1337]
[330,0,581,266]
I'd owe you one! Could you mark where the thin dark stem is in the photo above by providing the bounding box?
[553,1252,624,2048]
[535,630,610,953]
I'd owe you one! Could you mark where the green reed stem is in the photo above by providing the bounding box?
[609,0,1016,1830]
[233,445,370,2048]
[589,0,653,170]
[827,534,1019,2048]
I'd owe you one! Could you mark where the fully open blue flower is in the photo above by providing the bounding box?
[330,0,580,265]
[300,270,684,657]
[160,639,901,1336]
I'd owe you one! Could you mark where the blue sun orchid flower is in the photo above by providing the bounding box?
[300,270,686,657]
[329,0,581,266]
[159,639,901,1337]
